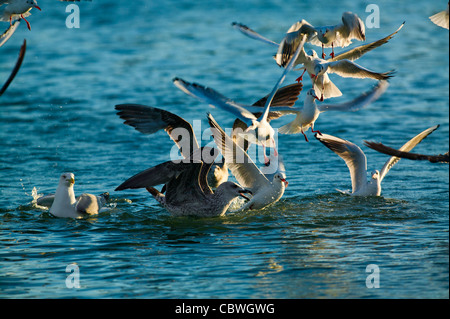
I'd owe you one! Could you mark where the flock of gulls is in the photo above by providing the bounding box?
[1,2,449,218]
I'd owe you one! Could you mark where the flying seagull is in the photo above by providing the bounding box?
[233,21,403,100]
[208,113,288,211]
[315,125,440,196]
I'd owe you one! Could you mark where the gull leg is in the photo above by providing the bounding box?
[21,15,31,30]
[321,43,326,59]
[9,16,12,27]
[272,138,278,157]
[301,128,309,142]
[330,43,335,59]
[311,125,322,136]
[295,69,307,83]
[262,144,270,166]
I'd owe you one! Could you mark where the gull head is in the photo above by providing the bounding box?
[273,173,289,188]
[306,88,320,101]
[371,170,380,180]
[59,172,75,187]
[26,0,41,11]
[313,64,327,76]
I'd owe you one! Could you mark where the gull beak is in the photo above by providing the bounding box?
[239,189,252,201]
[281,178,289,188]
[69,178,75,185]
[34,5,41,11]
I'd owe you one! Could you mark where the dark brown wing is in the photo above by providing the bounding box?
[0,39,26,97]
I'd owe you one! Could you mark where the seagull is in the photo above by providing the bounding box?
[49,173,110,218]
[115,148,252,217]
[429,2,449,30]
[314,125,440,196]
[0,17,19,48]
[233,21,403,100]
[0,38,25,97]
[0,0,41,31]
[282,12,366,59]
[240,80,389,142]
[208,113,288,211]
[115,104,229,189]
[173,34,306,166]
[364,125,449,164]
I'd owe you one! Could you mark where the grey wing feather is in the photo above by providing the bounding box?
[0,19,20,48]
[329,22,404,62]
[115,161,201,191]
[0,38,26,97]
[75,193,109,216]
[115,104,199,159]
[327,60,395,80]
[231,22,279,47]
[364,141,449,164]
[173,77,256,124]
[378,125,440,181]
[315,133,367,194]
[318,80,389,113]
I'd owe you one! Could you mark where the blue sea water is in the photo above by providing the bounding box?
[0,0,448,299]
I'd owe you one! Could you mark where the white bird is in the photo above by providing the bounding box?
[429,2,449,30]
[115,149,252,217]
[282,12,366,59]
[173,35,307,166]
[242,80,389,142]
[208,113,288,211]
[115,104,229,189]
[233,21,403,100]
[49,173,109,218]
[0,0,41,31]
[315,125,440,196]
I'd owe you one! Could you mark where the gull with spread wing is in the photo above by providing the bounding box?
[315,125,440,196]
[240,80,389,142]
[233,21,403,100]
[115,147,252,217]
[173,34,307,165]
[208,113,288,211]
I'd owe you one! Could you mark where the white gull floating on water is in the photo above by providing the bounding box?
[115,147,252,217]
[314,125,440,196]
[208,113,288,211]
[49,173,109,218]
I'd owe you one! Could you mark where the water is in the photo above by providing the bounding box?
[0,0,448,299]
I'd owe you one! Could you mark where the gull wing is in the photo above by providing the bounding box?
[328,22,404,62]
[115,104,200,159]
[0,19,20,48]
[0,39,26,97]
[260,34,307,122]
[317,80,389,113]
[316,133,368,194]
[364,141,449,164]
[75,193,109,216]
[208,113,269,192]
[378,125,440,181]
[327,59,395,80]
[173,77,256,125]
[115,161,202,191]
[231,22,279,47]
